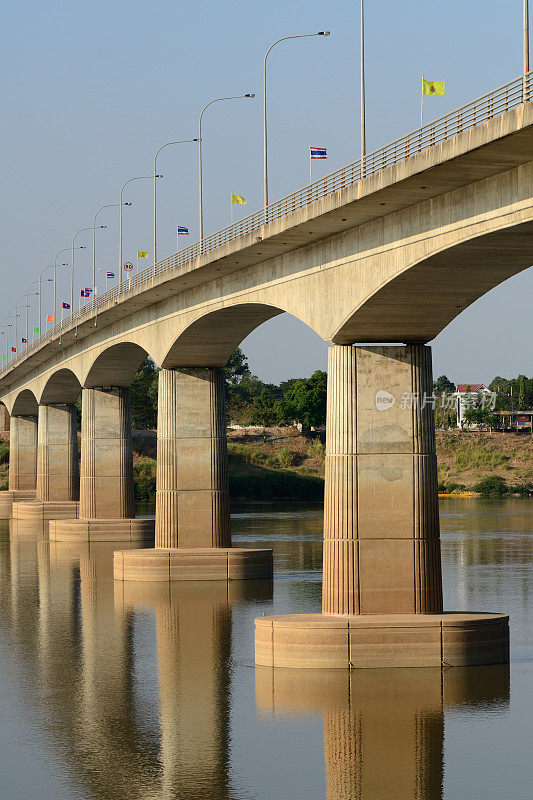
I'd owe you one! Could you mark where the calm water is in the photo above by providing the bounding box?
[0,498,532,799]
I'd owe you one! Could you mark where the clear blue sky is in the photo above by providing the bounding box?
[1,0,531,385]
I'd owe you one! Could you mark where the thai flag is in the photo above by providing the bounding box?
[62,302,70,309]
[310,146,327,159]
[21,337,27,343]
[177,226,189,235]
[106,272,115,279]
[84,287,93,294]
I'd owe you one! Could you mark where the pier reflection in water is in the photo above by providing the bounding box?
[0,498,531,799]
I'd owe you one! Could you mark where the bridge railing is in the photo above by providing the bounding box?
[3,70,532,375]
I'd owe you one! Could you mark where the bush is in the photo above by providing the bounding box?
[306,439,325,462]
[133,459,156,501]
[473,476,508,496]
[277,448,297,468]
[0,442,9,464]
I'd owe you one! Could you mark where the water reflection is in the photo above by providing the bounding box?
[256,665,509,799]
[0,500,528,799]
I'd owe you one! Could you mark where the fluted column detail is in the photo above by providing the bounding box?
[155,368,230,549]
[79,388,134,519]
[36,404,79,501]
[322,344,442,616]
[8,415,38,490]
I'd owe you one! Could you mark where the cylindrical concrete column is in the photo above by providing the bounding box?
[79,388,134,519]
[322,344,443,616]
[8,415,38,491]
[155,368,230,549]
[36,404,79,502]
[0,405,10,432]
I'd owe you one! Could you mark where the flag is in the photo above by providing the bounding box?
[62,302,70,310]
[106,272,115,279]
[422,79,445,96]
[177,226,189,235]
[33,326,39,333]
[11,347,16,353]
[46,315,54,322]
[21,337,27,343]
[310,146,327,159]
[80,289,87,297]
[2,355,6,361]
[137,251,148,259]
[84,287,93,294]
[231,194,246,205]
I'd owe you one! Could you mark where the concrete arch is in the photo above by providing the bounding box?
[10,388,39,416]
[161,302,314,368]
[38,368,82,405]
[333,220,533,344]
[82,342,151,388]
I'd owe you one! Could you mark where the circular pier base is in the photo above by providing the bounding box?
[12,500,79,523]
[255,612,509,669]
[0,490,36,519]
[114,547,273,582]
[49,517,155,543]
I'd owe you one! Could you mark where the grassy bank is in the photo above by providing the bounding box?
[0,428,530,501]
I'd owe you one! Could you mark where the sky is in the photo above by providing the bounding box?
[1,0,531,386]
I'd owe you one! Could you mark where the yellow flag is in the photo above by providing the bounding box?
[422,79,445,96]
[231,194,246,205]
[137,251,148,259]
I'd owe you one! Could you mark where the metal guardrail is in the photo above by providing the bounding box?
[2,70,532,376]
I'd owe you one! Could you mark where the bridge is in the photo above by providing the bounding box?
[2,71,530,667]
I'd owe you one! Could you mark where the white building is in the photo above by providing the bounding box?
[454,384,494,428]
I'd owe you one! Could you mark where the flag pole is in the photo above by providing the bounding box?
[360,0,366,176]
[309,151,312,184]
[231,195,234,226]
[420,74,424,127]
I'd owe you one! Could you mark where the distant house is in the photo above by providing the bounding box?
[454,384,493,428]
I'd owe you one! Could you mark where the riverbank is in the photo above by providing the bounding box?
[0,428,530,500]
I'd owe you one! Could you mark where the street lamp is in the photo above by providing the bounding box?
[263,31,330,211]
[119,177,159,284]
[38,265,61,337]
[153,138,198,267]
[72,228,92,313]
[24,281,39,344]
[198,93,255,241]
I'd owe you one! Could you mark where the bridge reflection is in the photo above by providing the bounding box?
[0,522,511,799]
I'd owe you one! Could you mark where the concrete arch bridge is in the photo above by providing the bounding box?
[2,84,531,668]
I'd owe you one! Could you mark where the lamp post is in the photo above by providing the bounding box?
[53,248,72,325]
[72,228,92,313]
[153,138,198,267]
[92,204,117,300]
[119,177,156,285]
[38,265,60,338]
[198,94,255,241]
[263,32,329,212]
[24,281,39,345]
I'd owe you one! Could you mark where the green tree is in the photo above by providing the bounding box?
[277,370,327,434]
[130,358,158,429]
[223,347,251,385]
[434,375,455,393]
[517,374,527,411]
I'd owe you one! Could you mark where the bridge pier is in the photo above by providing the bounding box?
[114,368,272,581]
[12,403,80,526]
[255,344,509,669]
[49,387,154,543]
[0,414,37,518]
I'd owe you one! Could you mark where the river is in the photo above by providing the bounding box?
[0,497,531,798]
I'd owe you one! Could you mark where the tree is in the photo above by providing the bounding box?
[517,374,527,411]
[434,375,455,393]
[130,358,158,429]
[223,347,251,385]
[463,406,494,428]
[276,370,327,433]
